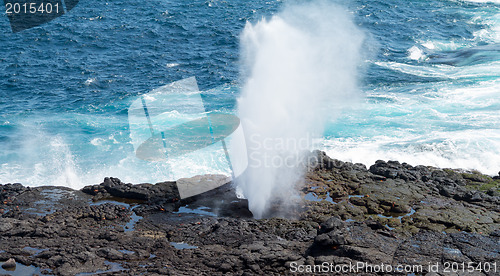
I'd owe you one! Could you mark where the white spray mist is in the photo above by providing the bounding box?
[234,0,365,218]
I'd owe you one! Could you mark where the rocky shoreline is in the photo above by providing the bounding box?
[1,151,499,275]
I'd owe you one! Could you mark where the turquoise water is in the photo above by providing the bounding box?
[1,0,499,188]
[323,0,500,174]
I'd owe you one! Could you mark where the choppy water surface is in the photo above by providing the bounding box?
[1,0,499,188]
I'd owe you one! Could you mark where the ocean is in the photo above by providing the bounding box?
[1,0,499,189]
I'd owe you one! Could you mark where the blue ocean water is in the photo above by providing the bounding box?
[0,0,499,188]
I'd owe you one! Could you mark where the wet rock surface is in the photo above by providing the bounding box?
[0,152,499,275]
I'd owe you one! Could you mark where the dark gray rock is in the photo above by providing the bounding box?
[1,152,499,275]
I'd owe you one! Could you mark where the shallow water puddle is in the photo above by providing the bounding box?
[377,208,416,222]
[304,186,339,204]
[25,189,76,216]
[443,247,462,255]
[89,200,130,208]
[22,246,48,256]
[89,196,145,206]
[304,187,366,204]
[174,205,217,217]
[24,204,56,216]
[75,261,128,275]
[304,191,338,204]
[0,262,51,275]
[170,242,198,250]
[125,205,142,232]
